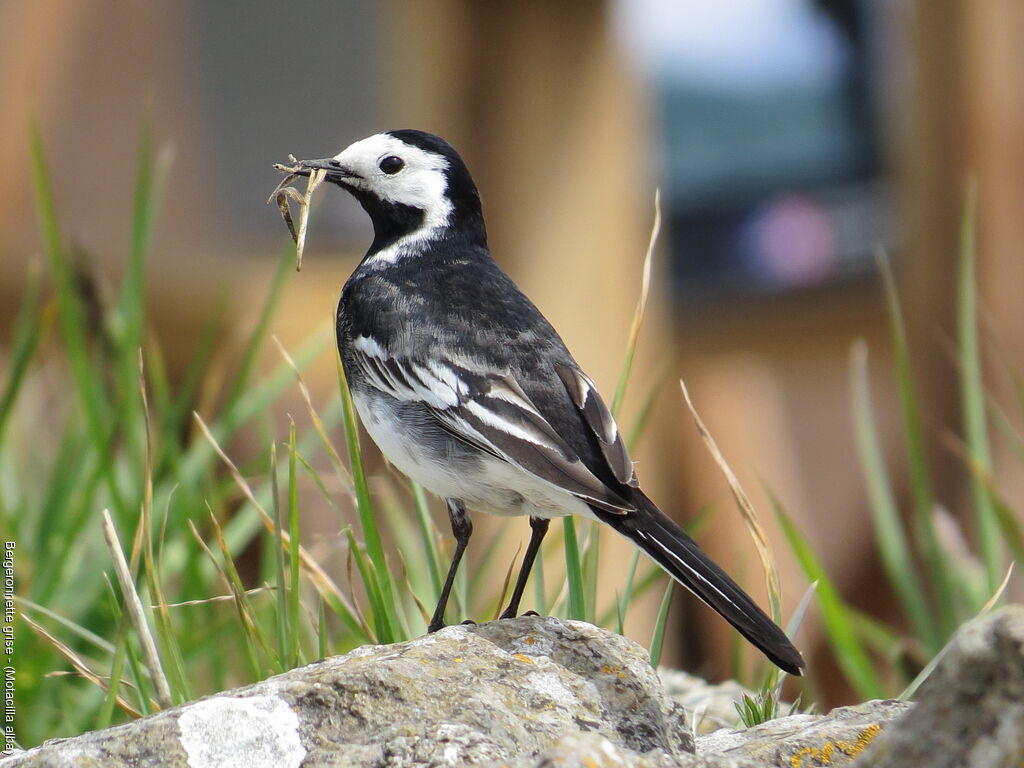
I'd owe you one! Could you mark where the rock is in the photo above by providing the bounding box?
[16,606,1024,768]
[499,731,672,768]
[694,700,909,767]
[658,669,756,734]
[501,699,912,768]
[2,616,692,768]
[853,605,1024,767]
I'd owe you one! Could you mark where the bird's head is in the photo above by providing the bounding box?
[288,130,484,251]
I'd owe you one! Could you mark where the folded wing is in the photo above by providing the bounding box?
[349,336,634,514]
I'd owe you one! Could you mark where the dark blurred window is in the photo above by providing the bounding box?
[615,0,893,309]
[189,0,383,247]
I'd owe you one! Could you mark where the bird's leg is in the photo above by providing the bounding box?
[499,516,550,620]
[428,500,472,633]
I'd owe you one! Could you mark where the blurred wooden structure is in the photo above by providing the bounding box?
[1,0,1023,698]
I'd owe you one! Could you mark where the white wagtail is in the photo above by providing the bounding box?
[280,130,804,675]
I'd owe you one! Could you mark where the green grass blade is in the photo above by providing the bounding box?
[31,434,97,601]
[164,296,227,443]
[876,251,955,638]
[16,597,114,654]
[625,373,664,452]
[532,541,547,615]
[581,521,600,622]
[376,485,434,620]
[292,450,342,516]
[113,128,168,470]
[846,606,906,661]
[561,517,587,620]
[272,336,354,502]
[117,126,167,343]
[611,190,660,416]
[594,200,659,628]
[190,405,365,647]
[172,331,328,492]
[411,482,443,600]
[774,499,884,699]
[875,251,935,525]
[988,393,1024,465]
[850,341,939,652]
[198,513,281,675]
[97,585,131,728]
[99,591,152,717]
[29,120,126,519]
[900,564,1012,701]
[271,441,288,666]
[682,380,782,623]
[0,263,46,441]
[599,559,697,629]
[336,350,400,642]
[466,524,515,619]
[318,597,328,660]
[605,507,715,631]
[343,528,386,642]
[309,566,370,644]
[222,245,295,408]
[287,421,302,667]
[138,361,190,704]
[957,184,1002,594]
[954,443,1024,566]
[615,551,642,634]
[648,579,673,668]
[101,509,172,708]
[785,581,817,641]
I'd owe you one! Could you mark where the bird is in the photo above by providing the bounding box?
[279,129,805,675]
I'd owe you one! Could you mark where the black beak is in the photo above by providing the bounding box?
[275,157,360,185]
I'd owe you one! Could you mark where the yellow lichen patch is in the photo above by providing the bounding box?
[583,757,599,768]
[454,657,464,663]
[601,664,627,679]
[513,653,535,664]
[789,724,883,767]
[835,724,882,757]
[790,746,820,767]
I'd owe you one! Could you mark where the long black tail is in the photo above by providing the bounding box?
[603,494,805,675]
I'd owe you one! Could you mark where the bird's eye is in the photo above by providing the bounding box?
[379,155,405,175]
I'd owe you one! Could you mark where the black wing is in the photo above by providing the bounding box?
[347,335,634,514]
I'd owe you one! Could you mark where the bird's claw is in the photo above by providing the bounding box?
[498,609,542,621]
[427,618,477,633]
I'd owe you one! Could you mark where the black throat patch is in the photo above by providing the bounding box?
[346,188,428,255]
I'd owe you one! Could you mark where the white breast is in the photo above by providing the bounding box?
[352,390,596,521]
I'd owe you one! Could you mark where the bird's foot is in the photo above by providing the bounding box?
[498,608,542,621]
[427,618,476,633]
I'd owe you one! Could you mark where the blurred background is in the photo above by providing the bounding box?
[2,0,1024,731]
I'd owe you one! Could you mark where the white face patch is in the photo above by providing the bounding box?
[332,133,453,231]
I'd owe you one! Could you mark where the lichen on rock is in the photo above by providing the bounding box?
[9,607,1024,768]
[1,616,692,768]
